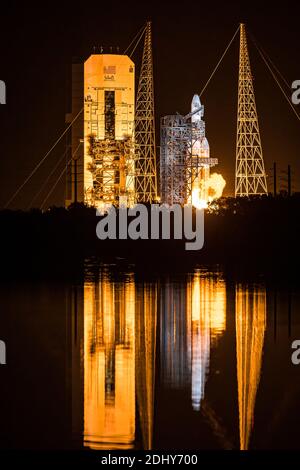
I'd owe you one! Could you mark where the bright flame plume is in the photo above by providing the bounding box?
[192,173,226,209]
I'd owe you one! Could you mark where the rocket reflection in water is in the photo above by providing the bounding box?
[73,270,266,449]
[160,272,226,411]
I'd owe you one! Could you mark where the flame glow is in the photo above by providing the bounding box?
[191,189,208,210]
[207,173,226,201]
[192,173,226,209]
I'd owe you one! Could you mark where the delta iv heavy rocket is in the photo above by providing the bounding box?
[190,94,211,207]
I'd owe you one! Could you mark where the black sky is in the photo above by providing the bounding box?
[0,1,299,208]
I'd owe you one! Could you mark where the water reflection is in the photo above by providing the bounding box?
[161,272,226,411]
[135,283,157,449]
[75,268,267,450]
[235,284,266,450]
[83,271,157,450]
[84,274,135,449]
[5,265,300,450]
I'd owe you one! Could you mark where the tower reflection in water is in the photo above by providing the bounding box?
[83,271,157,450]
[235,284,266,450]
[160,271,226,411]
[75,269,266,450]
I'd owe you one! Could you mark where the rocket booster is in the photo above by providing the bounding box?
[189,94,214,206]
[191,95,204,157]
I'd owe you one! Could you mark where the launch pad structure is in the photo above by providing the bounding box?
[66,24,222,210]
[86,135,137,207]
[160,97,218,206]
[64,22,267,211]
[4,20,278,212]
[66,22,157,210]
[235,24,268,196]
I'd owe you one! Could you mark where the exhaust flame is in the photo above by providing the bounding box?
[207,173,226,202]
[192,173,226,209]
[191,189,208,210]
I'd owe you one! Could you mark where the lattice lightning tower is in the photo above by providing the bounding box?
[235,23,268,197]
[135,21,158,202]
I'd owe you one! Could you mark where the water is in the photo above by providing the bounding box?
[1,265,300,450]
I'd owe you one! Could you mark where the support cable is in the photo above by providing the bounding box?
[250,36,300,123]
[27,148,68,209]
[124,24,147,56]
[40,142,82,210]
[129,25,147,57]
[200,25,240,97]
[249,33,290,89]
[4,108,83,208]
[40,163,69,211]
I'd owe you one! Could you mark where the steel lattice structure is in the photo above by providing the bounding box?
[86,136,136,207]
[160,115,189,205]
[160,115,217,206]
[135,22,158,202]
[235,23,268,197]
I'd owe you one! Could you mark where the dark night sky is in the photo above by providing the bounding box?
[0,1,299,208]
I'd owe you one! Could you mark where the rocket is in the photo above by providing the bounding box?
[191,94,203,124]
[190,94,209,156]
[190,94,210,206]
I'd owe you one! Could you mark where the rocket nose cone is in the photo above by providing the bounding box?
[192,94,201,108]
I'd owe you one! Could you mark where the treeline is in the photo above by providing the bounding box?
[0,194,300,280]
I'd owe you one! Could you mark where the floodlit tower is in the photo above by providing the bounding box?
[84,54,135,208]
[65,54,136,209]
[235,24,268,197]
[135,22,157,202]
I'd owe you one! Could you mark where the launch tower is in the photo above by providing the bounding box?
[160,95,218,206]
